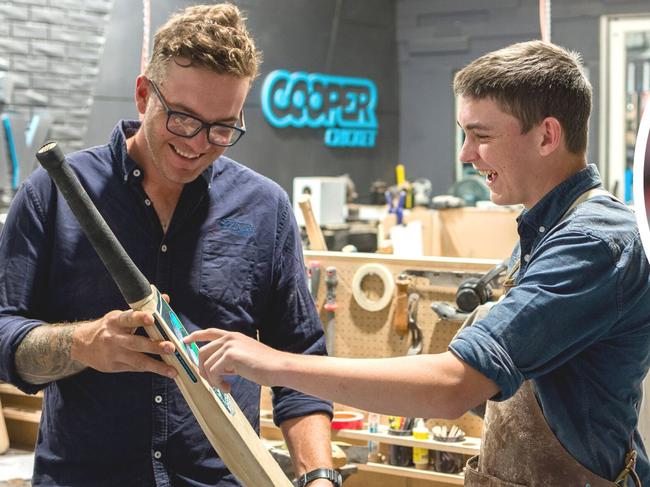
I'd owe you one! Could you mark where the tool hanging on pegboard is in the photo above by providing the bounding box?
[324,266,338,355]
[430,301,470,322]
[406,293,423,355]
[392,273,410,337]
[455,261,508,312]
[307,260,321,303]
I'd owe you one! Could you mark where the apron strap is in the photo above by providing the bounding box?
[560,188,620,221]
[503,187,618,291]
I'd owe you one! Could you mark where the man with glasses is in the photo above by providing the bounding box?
[0,4,336,487]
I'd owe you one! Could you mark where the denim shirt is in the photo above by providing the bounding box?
[450,165,650,483]
[0,121,332,487]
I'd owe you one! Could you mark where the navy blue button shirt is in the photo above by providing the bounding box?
[0,121,332,487]
[450,165,650,483]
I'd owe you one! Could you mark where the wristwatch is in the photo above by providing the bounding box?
[293,468,342,487]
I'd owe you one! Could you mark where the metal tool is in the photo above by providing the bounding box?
[324,266,338,355]
[406,293,423,355]
[385,189,406,225]
[400,269,486,289]
[455,261,508,312]
[430,302,470,322]
[308,260,321,303]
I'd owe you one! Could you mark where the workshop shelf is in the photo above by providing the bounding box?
[359,462,464,484]
[335,428,480,456]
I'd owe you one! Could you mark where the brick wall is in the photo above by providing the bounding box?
[0,0,114,154]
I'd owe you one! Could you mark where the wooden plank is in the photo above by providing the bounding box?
[0,383,43,412]
[2,406,41,424]
[0,383,43,398]
[432,208,518,260]
[4,417,38,450]
[380,207,518,260]
[359,462,464,484]
[298,195,328,251]
[0,398,9,453]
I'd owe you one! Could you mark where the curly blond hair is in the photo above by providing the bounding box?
[145,3,262,82]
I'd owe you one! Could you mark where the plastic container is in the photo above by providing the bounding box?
[412,418,430,470]
[432,425,464,473]
[367,413,380,462]
[388,429,412,466]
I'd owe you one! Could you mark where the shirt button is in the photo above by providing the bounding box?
[539,226,546,233]
[144,198,151,206]
[133,169,141,177]
[154,395,163,404]
[153,450,162,459]
[161,244,168,253]
[524,254,531,262]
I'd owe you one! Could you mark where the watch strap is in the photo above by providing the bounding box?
[294,468,342,487]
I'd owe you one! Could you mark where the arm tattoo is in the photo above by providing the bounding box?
[15,323,86,385]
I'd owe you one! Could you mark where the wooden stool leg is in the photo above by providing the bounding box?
[0,397,10,454]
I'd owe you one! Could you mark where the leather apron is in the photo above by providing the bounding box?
[462,189,635,487]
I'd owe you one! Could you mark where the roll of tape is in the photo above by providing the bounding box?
[332,411,364,430]
[352,263,395,312]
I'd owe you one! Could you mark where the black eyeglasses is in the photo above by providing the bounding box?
[147,78,246,147]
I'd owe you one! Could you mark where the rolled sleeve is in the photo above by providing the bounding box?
[0,180,50,394]
[450,230,619,401]
[0,317,45,394]
[450,325,524,401]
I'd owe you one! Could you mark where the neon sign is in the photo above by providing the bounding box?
[261,70,378,148]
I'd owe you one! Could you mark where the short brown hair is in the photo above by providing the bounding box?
[145,3,262,82]
[453,40,591,154]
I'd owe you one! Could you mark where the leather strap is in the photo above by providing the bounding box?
[503,187,618,290]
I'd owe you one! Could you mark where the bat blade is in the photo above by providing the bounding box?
[36,141,292,487]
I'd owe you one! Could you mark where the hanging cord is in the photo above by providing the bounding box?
[539,0,551,42]
[140,0,151,75]
[325,0,343,73]
[139,0,151,122]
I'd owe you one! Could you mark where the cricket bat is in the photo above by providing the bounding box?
[35,141,292,487]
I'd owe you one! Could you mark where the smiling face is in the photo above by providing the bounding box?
[457,96,552,209]
[133,61,249,191]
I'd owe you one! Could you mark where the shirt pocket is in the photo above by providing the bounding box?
[199,236,257,308]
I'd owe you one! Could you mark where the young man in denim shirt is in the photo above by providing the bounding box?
[187,41,650,486]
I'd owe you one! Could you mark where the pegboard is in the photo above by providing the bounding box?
[305,251,501,438]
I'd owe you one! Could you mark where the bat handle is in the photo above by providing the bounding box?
[36,141,152,305]
[36,141,66,170]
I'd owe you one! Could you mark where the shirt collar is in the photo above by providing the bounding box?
[517,164,602,235]
[108,120,215,188]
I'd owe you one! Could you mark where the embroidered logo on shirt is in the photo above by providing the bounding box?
[218,218,255,237]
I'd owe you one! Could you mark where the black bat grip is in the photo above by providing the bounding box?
[36,141,152,305]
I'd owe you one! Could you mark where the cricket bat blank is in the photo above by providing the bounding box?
[35,142,292,487]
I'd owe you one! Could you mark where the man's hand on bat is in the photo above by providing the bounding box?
[71,308,178,378]
[183,329,282,392]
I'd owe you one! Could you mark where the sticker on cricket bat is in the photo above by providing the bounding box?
[153,291,235,415]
